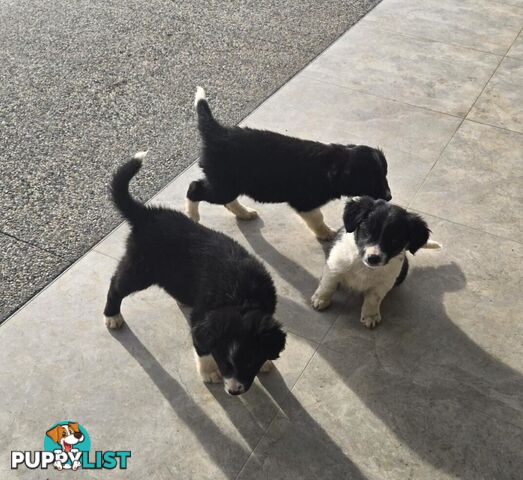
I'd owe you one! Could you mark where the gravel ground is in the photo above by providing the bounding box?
[0,0,380,321]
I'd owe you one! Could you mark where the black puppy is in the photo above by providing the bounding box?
[186,87,392,240]
[104,153,286,395]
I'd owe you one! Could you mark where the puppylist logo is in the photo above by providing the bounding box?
[11,421,131,471]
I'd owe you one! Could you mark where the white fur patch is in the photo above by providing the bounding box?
[423,240,442,249]
[225,199,258,220]
[194,86,206,107]
[186,198,200,223]
[133,150,148,161]
[194,351,222,384]
[105,313,124,329]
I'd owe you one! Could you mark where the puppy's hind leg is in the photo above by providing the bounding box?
[186,179,239,222]
[225,198,258,221]
[104,260,151,329]
[297,208,336,241]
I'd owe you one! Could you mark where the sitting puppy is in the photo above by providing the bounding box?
[104,153,286,395]
[311,196,440,328]
[186,87,391,240]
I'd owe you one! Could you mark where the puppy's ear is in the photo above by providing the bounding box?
[259,318,286,360]
[192,307,239,354]
[343,196,375,232]
[408,214,430,254]
[46,425,63,444]
[69,423,80,433]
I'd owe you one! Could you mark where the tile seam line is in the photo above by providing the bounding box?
[0,229,65,259]
[333,20,505,59]
[233,302,351,479]
[298,72,466,120]
[0,1,386,322]
[407,50,508,209]
[361,20,511,57]
[409,207,523,246]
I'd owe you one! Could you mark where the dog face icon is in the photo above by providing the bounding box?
[46,423,84,453]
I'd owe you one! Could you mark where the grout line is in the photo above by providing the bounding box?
[410,207,523,246]
[298,73,466,120]
[407,49,508,209]
[465,117,523,136]
[361,18,508,57]
[0,230,65,259]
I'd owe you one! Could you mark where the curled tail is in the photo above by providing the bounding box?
[194,86,221,135]
[111,151,148,223]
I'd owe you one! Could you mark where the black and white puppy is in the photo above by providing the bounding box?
[104,153,286,395]
[186,87,392,240]
[311,196,440,328]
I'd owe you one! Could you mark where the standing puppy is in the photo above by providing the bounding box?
[186,87,391,240]
[311,197,440,328]
[104,154,286,395]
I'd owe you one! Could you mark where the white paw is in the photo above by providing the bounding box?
[316,226,337,241]
[311,292,332,311]
[200,369,222,384]
[72,460,81,471]
[361,313,381,329]
[259,360,274,373]
[186,199,200,223]
[54,461,63,471]
[236,207,258,221]
[105,313,124,329]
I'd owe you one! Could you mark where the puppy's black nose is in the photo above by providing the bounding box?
[367,254,382,266]
[74,432,83,439]
[384,191,392,201]
[228,389,242,396]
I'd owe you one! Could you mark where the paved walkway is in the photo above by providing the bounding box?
[2,0,523,479]
[0,0,380,321]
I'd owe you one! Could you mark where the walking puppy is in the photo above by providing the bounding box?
[311,197,440,328]
[186,87,392,240]
[104,154,286,395]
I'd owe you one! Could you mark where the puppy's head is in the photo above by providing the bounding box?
[192,307,286,396]
[343,196,430,267]
[333,145,391,201]
[46,423,84,451]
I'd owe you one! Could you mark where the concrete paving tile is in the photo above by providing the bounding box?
[303,22,500,116]
[468,56,523,133]
[0,233,69,320]
[243,75,460,205]
[0,247,319,478]
[507,30,523,60]
[366,0,523,54]
[411,121,523,238]
[246,341,523,480]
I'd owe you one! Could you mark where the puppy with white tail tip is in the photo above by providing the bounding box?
[187,87,391,241]
[104,152,286,396]
[311,196,441,328]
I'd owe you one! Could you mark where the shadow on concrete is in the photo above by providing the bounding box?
[240,225,523,479]
[110,326,249,480]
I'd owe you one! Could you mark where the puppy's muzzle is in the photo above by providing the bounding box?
[224,378,246,396]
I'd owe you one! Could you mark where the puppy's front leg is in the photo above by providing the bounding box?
[225,198,258,220]
[297,208,336,241]
[194,350,222,384]
[311,265,340,310]
[360,290,386,329]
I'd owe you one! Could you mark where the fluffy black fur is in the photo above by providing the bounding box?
[187,91,392,213]
[104,157,286,394]
[343,196,430,285]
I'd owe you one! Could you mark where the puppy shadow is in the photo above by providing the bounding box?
[209,366,368,480]
[109,326,248,480]
[236,218,330,301]
[320,262,523,479]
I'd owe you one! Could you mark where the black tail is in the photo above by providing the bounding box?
[194,86,222,135]
[110,153,147,223]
